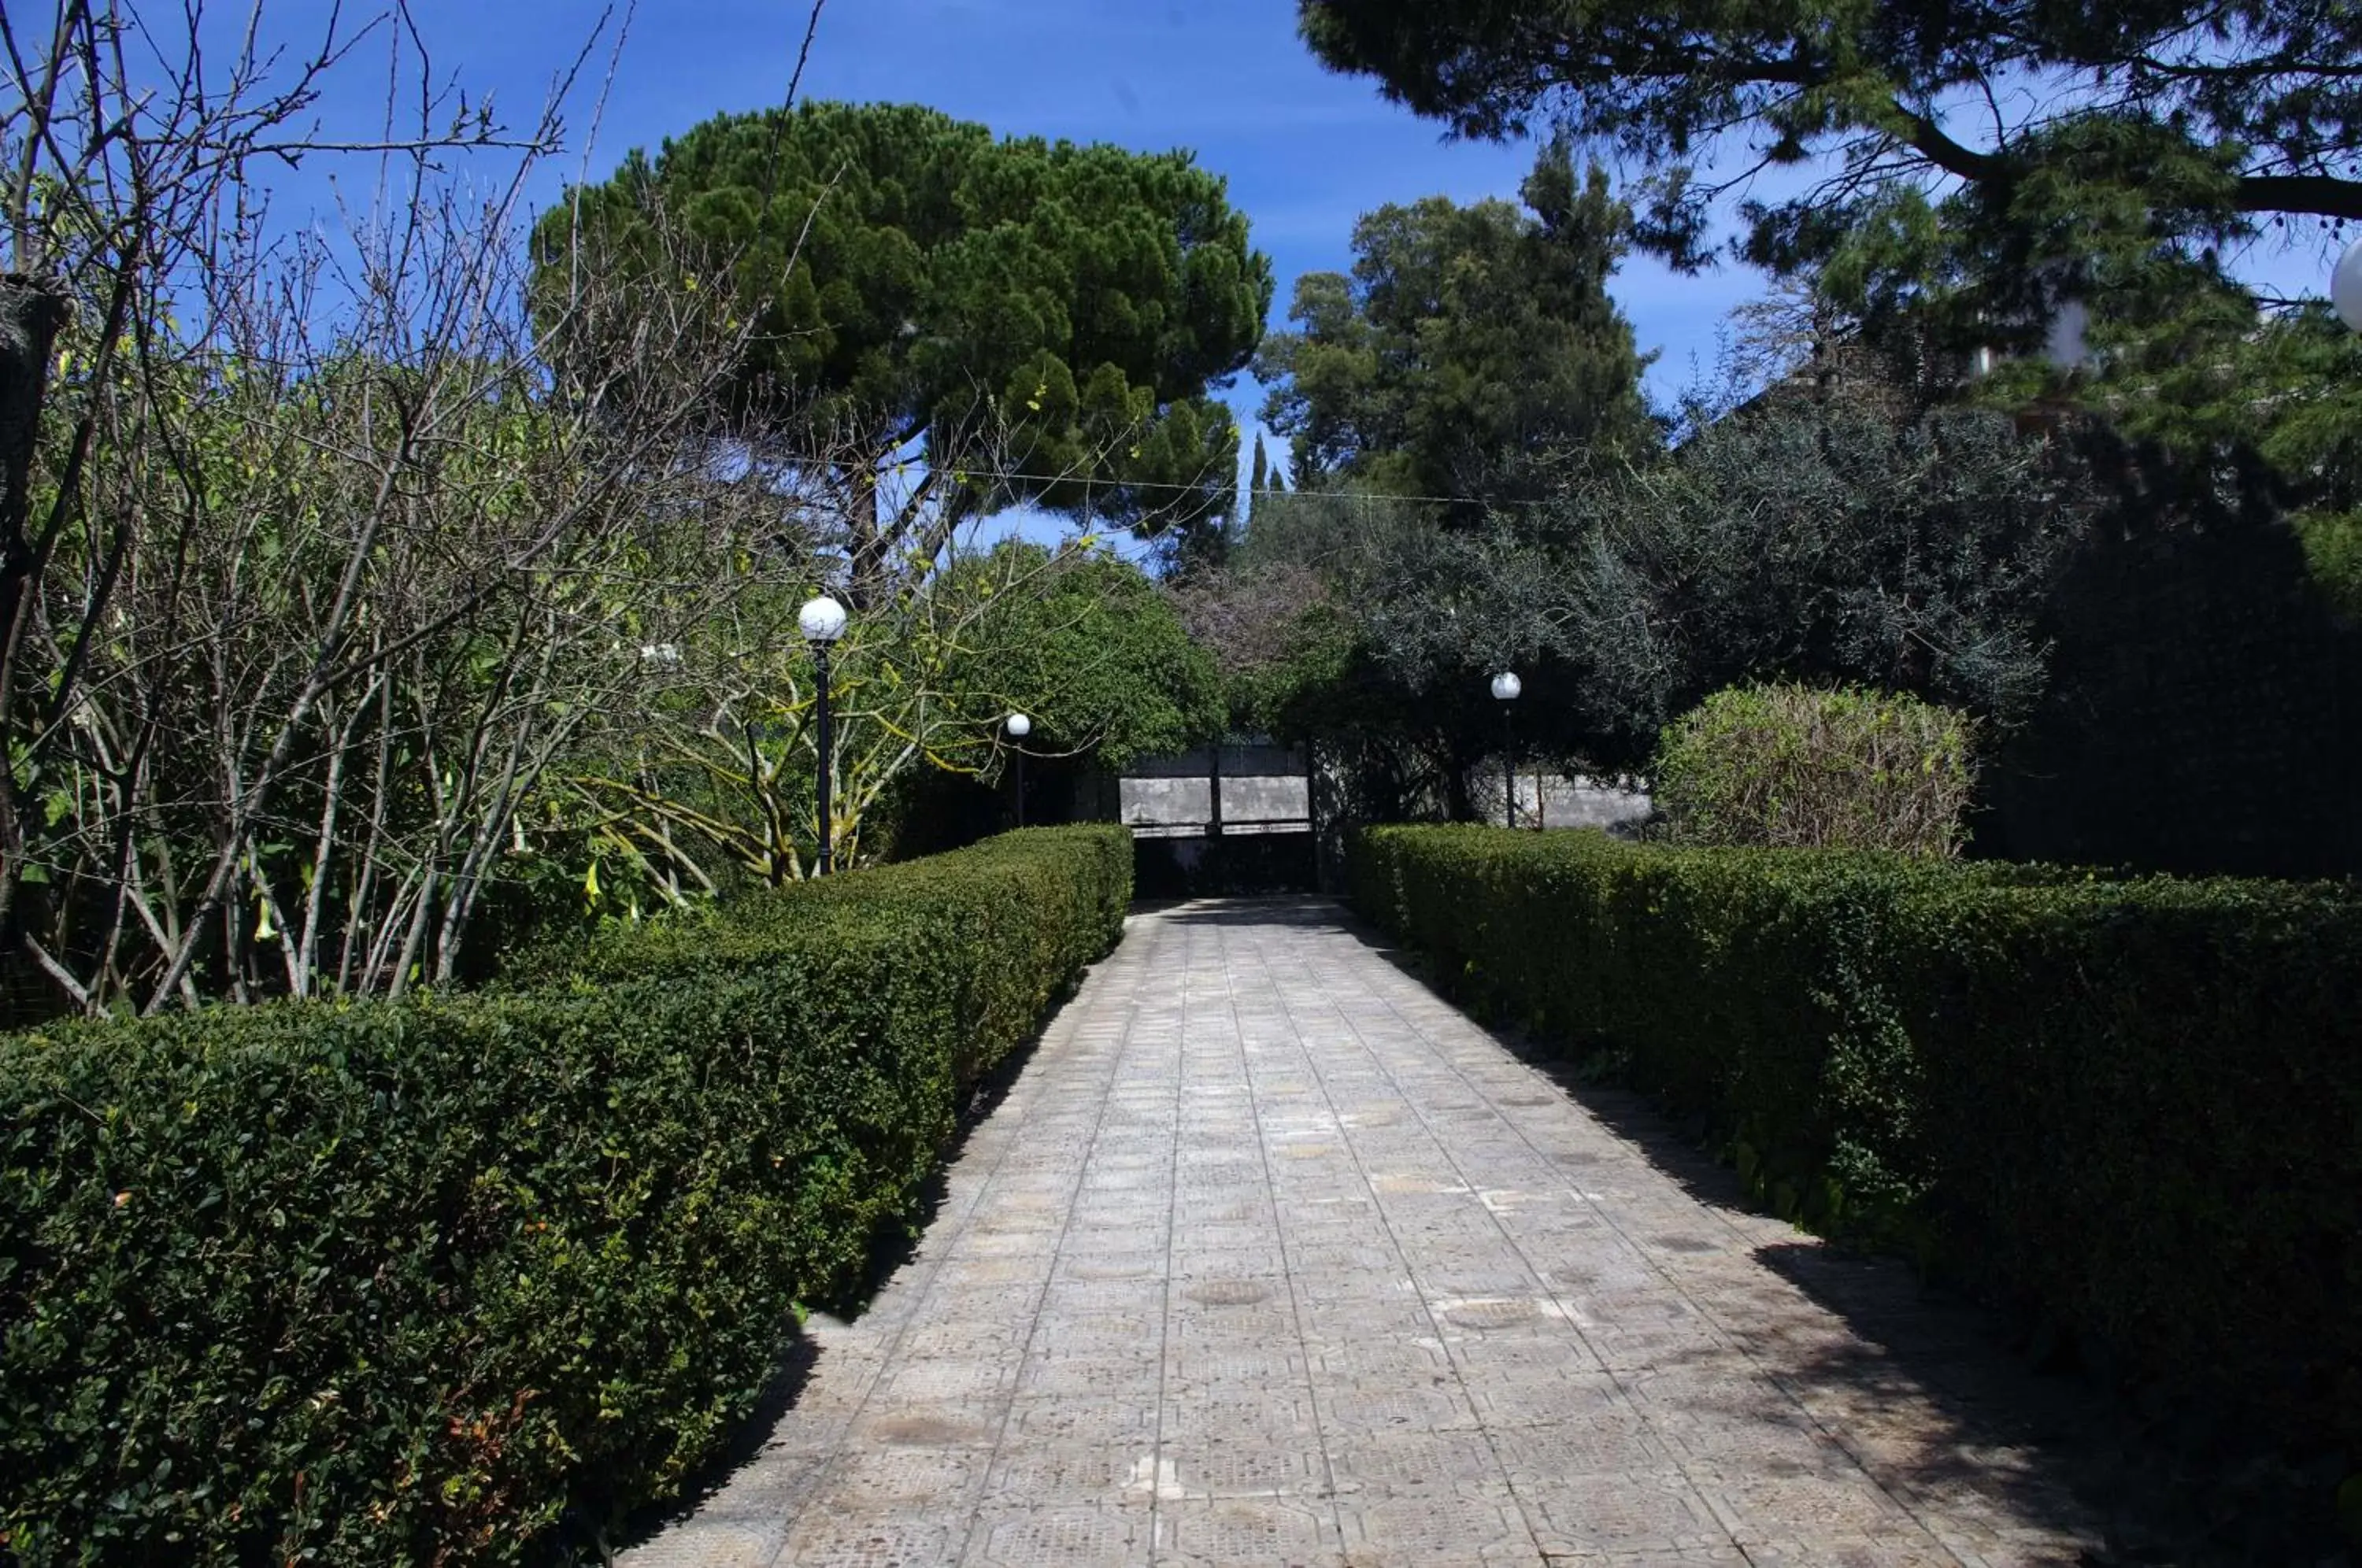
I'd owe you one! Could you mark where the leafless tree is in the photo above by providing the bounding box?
[0,2,827,1014]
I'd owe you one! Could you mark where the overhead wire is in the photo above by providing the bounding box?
[775,461,1565,512]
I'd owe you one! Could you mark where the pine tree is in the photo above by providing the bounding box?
[537,102,1275,538]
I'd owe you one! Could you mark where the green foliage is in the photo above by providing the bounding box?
[1538,386,2096,764]
[1298,0,2362,597]
[514,827,1132,1090]
[1256,139,1653,508]
[1294,0,2362,308]
[1217,323,2087,811]
[1653,683,1976,856]
[0,827,1131,1563]
[1201,497,1522,819]
[1172,139,1657,821]
[569,543,1213,893]
[9,180,797,1014]
[1351,826,2362,1468]
[946,546,1225,773]
[536,102,1272,536]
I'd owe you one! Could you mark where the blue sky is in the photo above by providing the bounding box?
[265,0,1779,435]
[246,0,2343,553]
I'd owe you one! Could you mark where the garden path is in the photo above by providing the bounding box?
[620,898,2110,1567]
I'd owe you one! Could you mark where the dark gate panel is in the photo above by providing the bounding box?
[1121,741,1315,897]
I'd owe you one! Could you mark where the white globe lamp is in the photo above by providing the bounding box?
[1005,714,1033,826]
[2334,237,2362,334]
[798,595,847,874]
[798,594,848,644]
[1490,671,1522,827]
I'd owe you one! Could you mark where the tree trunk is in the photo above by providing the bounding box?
[0,273,71,945]
[1441,733,1476,823]
[0,276,68,543]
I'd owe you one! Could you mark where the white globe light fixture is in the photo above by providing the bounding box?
[798,594,848,874]
[798,594,848,644]
[1005,713,1033,825]
[2334,236,2362,335]
[1490,671,1522,827]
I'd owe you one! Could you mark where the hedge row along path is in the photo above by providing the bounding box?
[624,900,2105,1566]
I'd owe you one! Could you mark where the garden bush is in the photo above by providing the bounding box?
[1652,682,1977,855]
[0,826,1130,1564]
[1349,825,2362,1465]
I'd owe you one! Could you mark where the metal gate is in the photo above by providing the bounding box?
[1118,741,1316,897]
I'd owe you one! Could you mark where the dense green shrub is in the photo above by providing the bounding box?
[0,827,1130,1564]
[510,827,1131,1088]
[1350,825,2362,1462]
[1653,682,1977,855]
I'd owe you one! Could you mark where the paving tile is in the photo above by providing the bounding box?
[1684,1457,1919,1541]
[816,1442,985,1506]
[612,1522,790,1568]
[1464,1370,1632,1428]
[1153,1496,1338,1564]
[1004,1394,1161,1448]
[1324,1430,1504,1493]
[774,1511,967,1567]
[1163,1342,1310,1385]
[1308,1335,1457,1383]
[1016,1354,1162,1399]
[1333,1478,1541,1566]
[1509,1470,1731,1555]
[1531,1551,1746,1566]
[1157,1437,1328,1500]
[1316,1381,1484,1435]
[1731,1534,1966,1566]
[980,1441,1158,1508]
[1483,1414,1678,1479]
[1051,1246,1168,1280]
[961,1502,1153,1567]
[873,1356,1019,1403]
[845,1403,1004,1450]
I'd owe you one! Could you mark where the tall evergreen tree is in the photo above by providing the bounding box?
[535,102,1274,546]
[1253,140,1653,513]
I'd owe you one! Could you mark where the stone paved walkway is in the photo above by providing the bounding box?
[622,900,2110,1568]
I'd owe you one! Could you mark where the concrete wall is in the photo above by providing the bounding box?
[1119,774,1310,833]
[1476,774,1654,833]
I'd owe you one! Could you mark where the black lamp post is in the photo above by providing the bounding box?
[1490,671,1522,828]
[798,594,847,874]
[1006,712,1032,827]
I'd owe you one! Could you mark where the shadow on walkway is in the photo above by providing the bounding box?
[1309,895,2347,1566]
[1135,893,1341,928]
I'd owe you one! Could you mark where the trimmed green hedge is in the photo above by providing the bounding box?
[0,826,1130,1564]
[1350,825,2362,1459]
